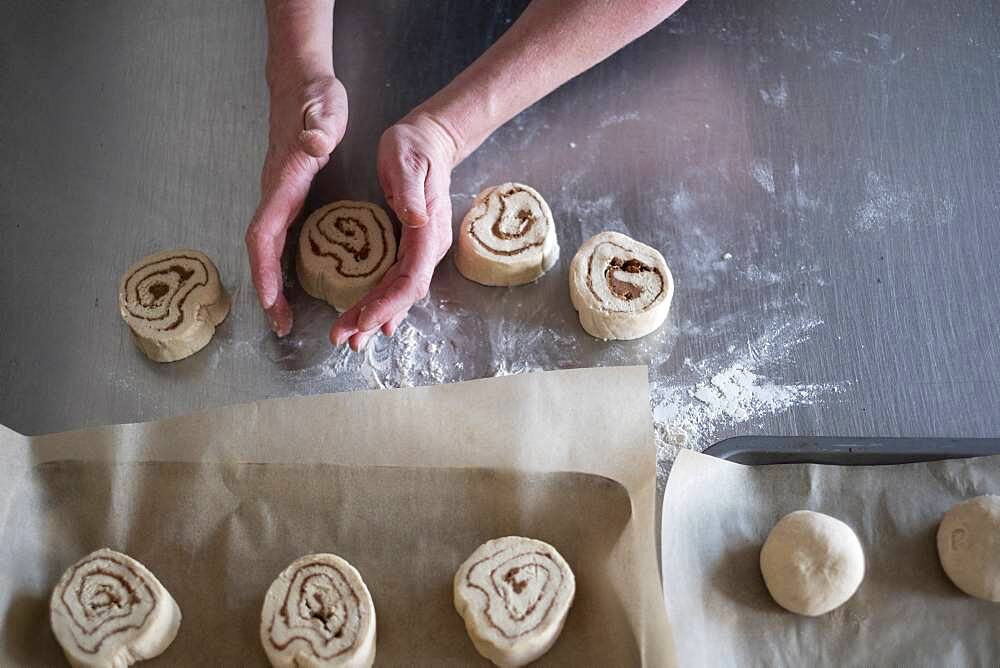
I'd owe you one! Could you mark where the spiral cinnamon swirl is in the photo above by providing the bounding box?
[118,249,230,362]
[260,554,376,668]
[455,183,559,286]
[569,231,674,340]
[49,548,182,668]
[296,201,398,311]
[454,536,575,667]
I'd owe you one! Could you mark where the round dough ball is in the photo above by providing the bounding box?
[568,231,673,340]
[937,494,1000,601]
[455,183,559,286]
[759,510,865,616]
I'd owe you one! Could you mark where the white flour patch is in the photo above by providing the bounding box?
[855,171,913,231]
[671,187,695,216]
[743,263,783,284]
[865,32,893,51]
[759,76,789,108]
[789,160,822,211]
[599,111,641,128]
[652,315,843,475]
[492,360,545,377]
[854,171,955,232]
[750,160,775,194]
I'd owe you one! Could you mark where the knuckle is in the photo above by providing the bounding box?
[245,223,262,248]
[399,147,426,175]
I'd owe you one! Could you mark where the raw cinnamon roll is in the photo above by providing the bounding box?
[49,548,182,668]
[454,536,575,668]
[296,201,397,311]
[569,231,674,340]
[118,249,230,362]
[260,554,376,668]
[455,183,559,286]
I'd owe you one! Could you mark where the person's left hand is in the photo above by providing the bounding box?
[330,112,460,350]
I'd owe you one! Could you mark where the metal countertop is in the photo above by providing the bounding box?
[2,1,999,476]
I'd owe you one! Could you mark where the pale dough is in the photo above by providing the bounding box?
[260,553,376,668]
[453,536,575,668]
[50,548,182,668]
[759,510,865,616]
[296,201,397,311]
[937,494,1000,601]
[455,183,559,286]
[118,248,230,362]
[569,231,674,340]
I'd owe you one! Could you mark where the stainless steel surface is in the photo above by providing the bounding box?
[2,1,999,474]
[706,436,1000,465]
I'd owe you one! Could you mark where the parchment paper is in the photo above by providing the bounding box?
[0,367,674,666]
[661,449,1000,666]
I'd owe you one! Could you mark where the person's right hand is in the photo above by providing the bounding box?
[245,74,348,337]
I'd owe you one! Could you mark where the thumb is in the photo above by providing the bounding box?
[386,156,430,228]
[299,91,347,158]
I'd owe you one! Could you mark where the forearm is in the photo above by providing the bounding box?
[264,0,335,90]
[414,0,687,162]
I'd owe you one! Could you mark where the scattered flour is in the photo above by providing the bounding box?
[750,160,775,194]
[671,187,695,216]
[652,315,844,476]
[599,111,641,128]
[853,171,953,232]
[759,76,789,108]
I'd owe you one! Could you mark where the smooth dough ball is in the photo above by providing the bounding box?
[568,231,673,340]
[455,183,559,286]
[937,495,1000,601]
[759,510,865,616]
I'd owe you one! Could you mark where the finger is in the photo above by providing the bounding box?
[329,285,375,346]
[329,308,359,346]
[246,187,308,337]
[355,270,430,332]
[384,152,430,228]
[349,327,380,352]
[299,85,348,158]
[381,309,409,336]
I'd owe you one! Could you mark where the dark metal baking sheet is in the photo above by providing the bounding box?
[704,436,1000,466]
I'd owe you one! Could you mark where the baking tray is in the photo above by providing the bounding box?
[704,436,1000,465]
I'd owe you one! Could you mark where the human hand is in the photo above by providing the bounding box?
[329,112,460,350]
[245,74,348,336]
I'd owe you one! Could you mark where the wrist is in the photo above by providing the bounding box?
[265,57,335,96]
[400,108,466,169]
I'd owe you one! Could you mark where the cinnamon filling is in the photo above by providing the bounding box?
[470,187,546,256]
[123,255,210,330]
[464,549,562,639]
[59,556,157,655]
[308,208,388,278]
[585,242,665,309]
[267,563,362,658]
[605,256,655,301]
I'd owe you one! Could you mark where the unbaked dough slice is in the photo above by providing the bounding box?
[937,494,1000,601]
[455,183,559,286]
[759,510,865,616]
[569,231,673,340]
[454,536,575,667]
[118,249,230,362]
[50,548,182,668]
[260,553,376,668]
[296,200,397,311]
